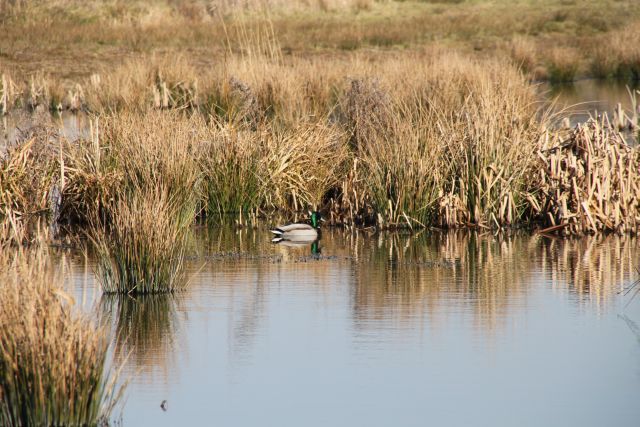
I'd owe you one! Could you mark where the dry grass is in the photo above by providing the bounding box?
[1,1,639,83]
[2,50,640,236]
[545,46,580,83]
[508,36,538,75]
[0,124,60,244]
[0,246,124,425]
[531,116,640,235]
[339,55,546,228]
[91,182,194,294]
[590,22,640,80]
[81,112,201,293]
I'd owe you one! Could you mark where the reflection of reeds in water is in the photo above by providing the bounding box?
[348,231,639,334]
[349,231,533,335]
[99,294,183,382]
[537,235,639,308]
[193,227,638,342]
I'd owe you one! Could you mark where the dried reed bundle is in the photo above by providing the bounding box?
[532,117,640,234]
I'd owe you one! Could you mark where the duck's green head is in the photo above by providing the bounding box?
[310,211,321,228]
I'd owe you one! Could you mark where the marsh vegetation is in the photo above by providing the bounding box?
[0,247,124,426]
[1,1,640,423]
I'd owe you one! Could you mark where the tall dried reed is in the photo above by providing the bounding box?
[199,117,348,218]
[344,56,546,228]
[0,247,124,426]
[83,112,201,293]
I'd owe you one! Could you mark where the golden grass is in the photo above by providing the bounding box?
[338,55,546,227]
[91,182,194,294]
[545,46,580,83]
[81,112,201,293]
[2,50,640,236]
[1,1,639,83]
[0,124,60,244]
[0,246,124,425]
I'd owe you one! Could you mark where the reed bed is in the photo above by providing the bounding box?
[2,52,640,237]
[341,56,546,228]
[199,119,348,217]
[0,124,60,244]
[0,247,123,426]
[532,116,640,235]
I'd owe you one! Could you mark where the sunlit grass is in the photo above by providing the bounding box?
[83,111,200,294]
[0,246,124,426]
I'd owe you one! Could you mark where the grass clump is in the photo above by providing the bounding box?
[84,111,201,294]
[198,123,265,218]
[199,118,348,218]
[546,46,580,83]
[0,247,123,426]
[343,56,546,228]
[433,57,546,227]
[92,184,193,294]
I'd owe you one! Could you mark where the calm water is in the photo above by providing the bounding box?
[543,79,640,126]
[61,228,640,427]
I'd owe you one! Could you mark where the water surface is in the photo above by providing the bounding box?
[62,229,640,427]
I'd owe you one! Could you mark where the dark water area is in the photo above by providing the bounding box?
[541,79,640,126]
[61,228,640,427]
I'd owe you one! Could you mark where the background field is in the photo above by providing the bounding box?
[1,0,640,81]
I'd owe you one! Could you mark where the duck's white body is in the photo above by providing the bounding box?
[270,211,321,243]
[270,223,318,241]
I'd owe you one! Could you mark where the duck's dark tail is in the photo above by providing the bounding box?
[271,237,284,243]
[269,228,284,235]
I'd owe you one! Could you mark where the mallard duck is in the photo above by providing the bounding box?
[270,211,321,242]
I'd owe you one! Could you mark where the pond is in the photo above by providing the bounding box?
[61,228,640,427]
[542,79,640,127]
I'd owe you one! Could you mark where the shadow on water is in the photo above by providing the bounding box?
[189,228,640,335]
[620,315,640,346]
[353,231,637,333]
